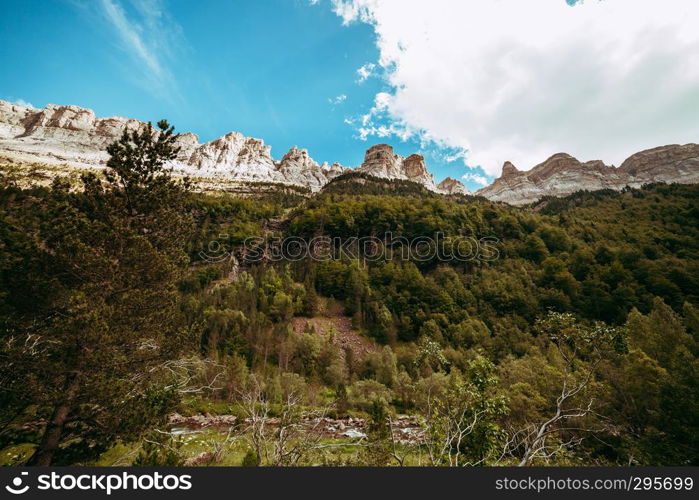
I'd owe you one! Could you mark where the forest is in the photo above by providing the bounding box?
[0,123,697,467]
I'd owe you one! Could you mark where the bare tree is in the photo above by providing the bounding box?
[237,374,328,466]
[387,415,411,466]
[423,388,488,466]
[238,376,270,465]
[505,381,596,466]
[135,356,226,396]
[418,358,506,467]
[271,391,327,466]
[509,312,625,466]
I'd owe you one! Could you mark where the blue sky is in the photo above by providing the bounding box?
[3,1,698,190]
[0,0,481,187]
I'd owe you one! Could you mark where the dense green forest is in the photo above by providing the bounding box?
[1,125,697,466]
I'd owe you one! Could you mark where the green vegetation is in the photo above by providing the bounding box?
[1,121,193,466]
[1,124,697,466]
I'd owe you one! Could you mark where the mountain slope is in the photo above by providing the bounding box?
[0,100,354,191]
[2,100,697,203]
[0,101,452,193]
[477,146,699,205]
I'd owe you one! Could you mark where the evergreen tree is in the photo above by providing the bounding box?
[2,121,193,465]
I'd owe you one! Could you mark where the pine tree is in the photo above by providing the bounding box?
[3,121,194,465]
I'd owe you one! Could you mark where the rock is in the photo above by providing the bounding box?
[167,413,237,428]
[169,413,185,424]
[476,145,699,205]
[403,153,434,187]
[341,429,367,439]
[277,146,349,190]
[500,161,519,178]
[357,143,401,178]
[356,144,437,190]
[183,452,214,466]
[436,176,468,194]
[0,100,34,138]
[2,100,697,202]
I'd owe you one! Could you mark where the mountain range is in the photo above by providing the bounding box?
[478,146,699,204]
[1,100,697,204]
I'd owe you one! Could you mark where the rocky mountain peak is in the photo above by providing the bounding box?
[275,145,348,191]
[358,144,401,177]
[527,153,584,182]
[2,100,697,202]
[403,153,427,177]
[403,153,435,187]
[500,161,519,179]
[436,176,468,195]
[619,144,699,177]
[187,132,276,179]
[357,143,436,189]
[478,144,698,205]
[279,146,315,169]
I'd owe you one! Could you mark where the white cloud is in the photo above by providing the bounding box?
[12,98,35,109]
[332,0,376,25]
[99,0,183,100]
[347,91,414,140]
[331,0,699,176]
[329,94,348,105]
[356,62,376,83]
[101,0,163,77]
[462,172,488,187]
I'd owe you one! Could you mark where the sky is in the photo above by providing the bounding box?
[2,0,698,190]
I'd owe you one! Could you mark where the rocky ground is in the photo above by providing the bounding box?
[168,412,425,445]
[292,316,378,361]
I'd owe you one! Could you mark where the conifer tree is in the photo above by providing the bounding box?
[2,121,193,465]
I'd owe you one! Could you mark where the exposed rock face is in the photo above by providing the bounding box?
[182,132,278,182]
[0,100,350,191]
[477,154,623,205]
[2,101,697,201]
[618,144,699,182]
[477,146,699,205]
[277,146,348,191]
[436,176,468,195]
[403,154,434,188]
[0,100,148,168]
[500,161,519,178]
[0,101,34,138]
[356,144,437,189]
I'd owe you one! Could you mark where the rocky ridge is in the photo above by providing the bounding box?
[477,146,699,205]
[2,100,696,203]
[0,100,353,191]
[436,176,469,195]
[0,100,451,193]
[355,143,438,190]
